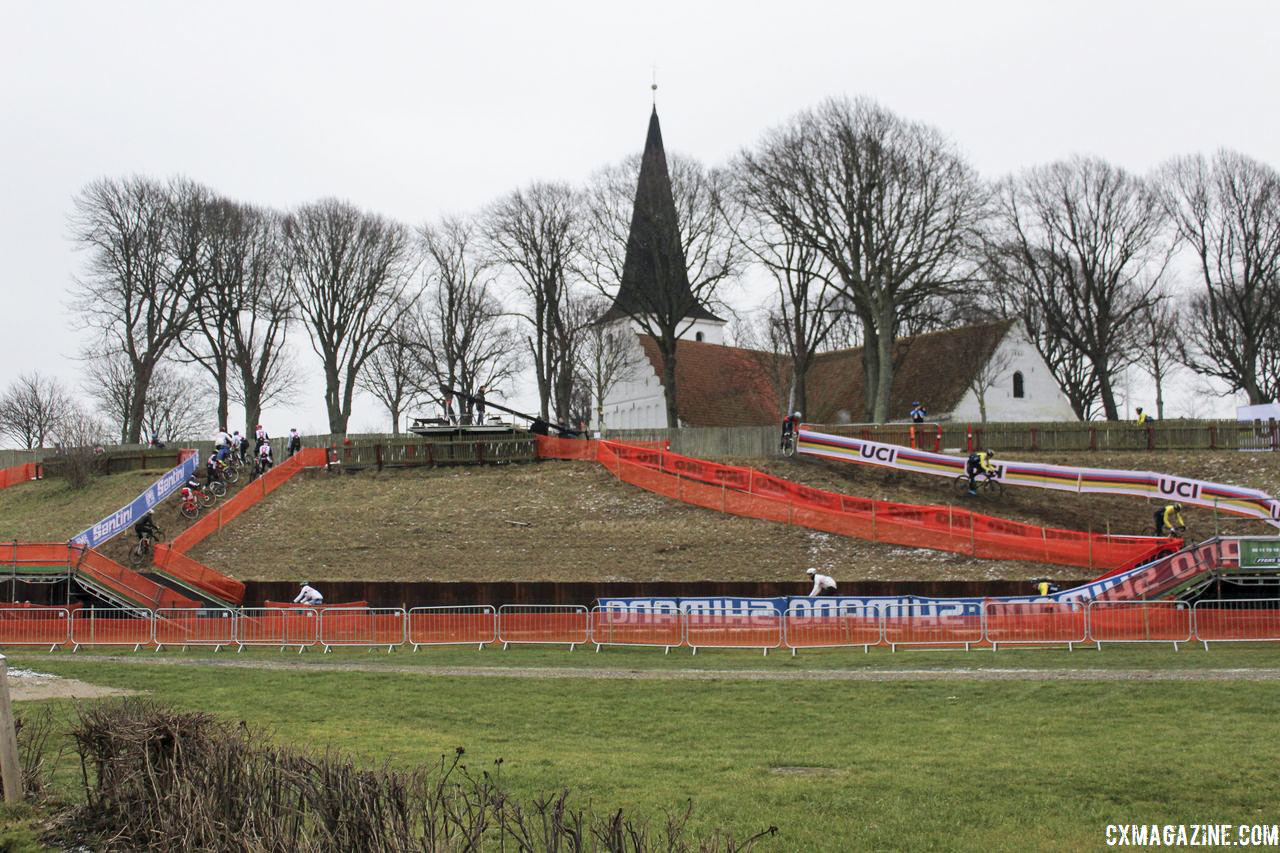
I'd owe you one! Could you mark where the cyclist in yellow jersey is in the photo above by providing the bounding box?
[965,449,997,495]
[1154,502,1185,536]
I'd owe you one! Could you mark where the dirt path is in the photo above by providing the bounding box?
[13,654,1280,682]
[6,667,139,701]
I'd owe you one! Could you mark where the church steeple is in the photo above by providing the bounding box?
[601,107,721,324]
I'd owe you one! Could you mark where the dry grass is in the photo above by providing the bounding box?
[0,469,170,542]
[182,450,1280,584]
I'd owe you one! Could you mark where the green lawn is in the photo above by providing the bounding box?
[7,651,1280,851]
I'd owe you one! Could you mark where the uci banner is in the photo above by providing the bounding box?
[69,452,200,548]
[797,428,1280,529]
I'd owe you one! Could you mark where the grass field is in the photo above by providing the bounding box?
[5,647,1280,851]
[182,450,1280,585]
[0,468,169,542]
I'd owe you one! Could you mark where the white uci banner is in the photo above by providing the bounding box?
[69,453,200,548]
[797,427,1280,529]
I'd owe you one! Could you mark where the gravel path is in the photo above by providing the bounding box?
[13,654,1280,682]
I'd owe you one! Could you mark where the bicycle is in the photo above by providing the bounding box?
[128,526,165,568]
[216,457,240,485]
[781,431,797,457]
[952,470,1004,499]
[179,495,201,520]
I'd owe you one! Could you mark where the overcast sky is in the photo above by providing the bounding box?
[2,0,1276,438]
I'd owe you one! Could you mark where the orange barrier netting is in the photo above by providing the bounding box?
[537,437,1174,572]
[154,448,328,605]
[0,463,38,491]
[73,546,197,610]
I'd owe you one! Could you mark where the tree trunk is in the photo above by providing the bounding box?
[391,404,401,435]
[791,355,810,418]
[661,339,680,428]
[125,361,154,445]
[860,326,880,423]
[241,371,263,442]
[215,361,229,431]
[872,314,895,423]
[1154,363,1165,421]
[1097,365,1120,421]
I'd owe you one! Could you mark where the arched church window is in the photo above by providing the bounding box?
[1012,371,1025,399]
[695,331,705,342]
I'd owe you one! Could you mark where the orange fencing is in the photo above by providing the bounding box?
[537,436,1174,573]
[783,613,882,651]
[883,605,985,650]
[983,602,1089,648]
[318,607,406,650]
[71,608,154,648]
[0,606,72,647]
[685,611,784,652]
[0,463,38,491]
[73,546,197,610]
[154,448,328,606]
[408,607,497,648]
[154,608,236,648]
[1193,601,1280,645]
[589,608,684,650]
[1088,601,1193,646]
[497,605,590,647]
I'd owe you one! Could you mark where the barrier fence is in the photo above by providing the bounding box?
[537,436,1174,573]
[0,463,39,491]
[1,601,1278,652]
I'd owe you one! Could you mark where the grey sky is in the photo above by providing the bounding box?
[2,0,1276,437]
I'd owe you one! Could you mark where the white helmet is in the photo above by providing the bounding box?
[793,411,801,418]
[806,568,816,575]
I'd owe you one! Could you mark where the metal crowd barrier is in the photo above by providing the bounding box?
[685,609,783,655]
[408,606,497,650]
[0,599,1277,655]
[590,607,683,653]
[319,607,406,653]
[71,608,153,652]
[497,605,590,650]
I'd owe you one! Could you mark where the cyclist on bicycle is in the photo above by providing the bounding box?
[780,411,801,451]
[214,426,232,460]
[258,439,274,473]
[134,512,158,543]
[205,453,223,486]
[966,449,997,495]
[1154,502,1186,536]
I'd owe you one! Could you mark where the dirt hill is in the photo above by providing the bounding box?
[179,449,1280,585]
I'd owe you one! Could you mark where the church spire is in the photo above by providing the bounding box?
[600,107,721,324]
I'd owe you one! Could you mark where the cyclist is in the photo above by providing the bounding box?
[133,512,158,544]
[806,567,838,596]
[213,426,232,460]
[258,438,274,473]
[287,428,302,458]
[255,424,269,453]
[205,453,223,486]
[780,411,801,451]
[179,477,201,513]
[965,448,997,495]
[1154,502,1186,536]
[294,582,323,606]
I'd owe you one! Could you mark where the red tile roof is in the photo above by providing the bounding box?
[638,319,1016,426]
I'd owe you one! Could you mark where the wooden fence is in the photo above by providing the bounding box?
[330,437,537,470]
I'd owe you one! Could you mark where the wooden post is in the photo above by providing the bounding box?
[1089,427,1098,451]
[375,443,383,472]
[0,654,23,802]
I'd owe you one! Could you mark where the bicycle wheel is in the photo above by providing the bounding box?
[128,541,148,568]
[225,465,241,485]
[980,477,1004,500]
[180,503,199,520]
[953,475,974,497]
[210,480,228,499]
[782,436,796,457]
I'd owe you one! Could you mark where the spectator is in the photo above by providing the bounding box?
[288,428,302,458]
[1136,407,1151,427]
[806,567,838,596]
[440,386,455,424]
[293,582,323,606]
[476,386,487,424]
[911,402,928,424]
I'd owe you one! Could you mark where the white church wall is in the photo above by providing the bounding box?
[947,329,1078,423]
[597,318,726,430]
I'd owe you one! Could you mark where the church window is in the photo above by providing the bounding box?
[1013,371,1025,399]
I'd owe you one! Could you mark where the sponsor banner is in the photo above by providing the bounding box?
[595,597,788,615]
[69,453,200,548]
[798,428,1280,528]
[1239,538,1280,569]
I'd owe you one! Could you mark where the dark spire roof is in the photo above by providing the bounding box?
[600,108,722,324]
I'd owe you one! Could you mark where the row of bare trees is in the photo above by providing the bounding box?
[734,97,1280,422]
[52,99,1280,441]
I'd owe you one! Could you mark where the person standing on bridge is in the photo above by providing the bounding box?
[475,386,487,424]
[911,402,928,423]
[806,568,838,596]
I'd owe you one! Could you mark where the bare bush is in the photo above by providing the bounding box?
[52,405,109,489]
[64,700,776,852]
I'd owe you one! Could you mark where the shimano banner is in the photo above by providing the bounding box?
[69,453,200,548]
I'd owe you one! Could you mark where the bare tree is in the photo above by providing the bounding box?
[227,208,298,435]
[1133,292,1181,420]
[1157,151,1280,404]
[485,182,588,423]
[732,186,843,415]
[735,96,984,422]
[989,157,1173,420]
[574,296,644,432]
[965,345,1015,424]
[583,149,742,427]
[357,303,425,434]
[414,218,520,415]
[70,176,212,443]
[177,196,241,428]
[53,405,109,489]
[284,199,418,435]
[0,372,72,450]
[139,365,208,442]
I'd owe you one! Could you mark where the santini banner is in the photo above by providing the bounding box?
[69,452,200,548]
[797,428,1280,528]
